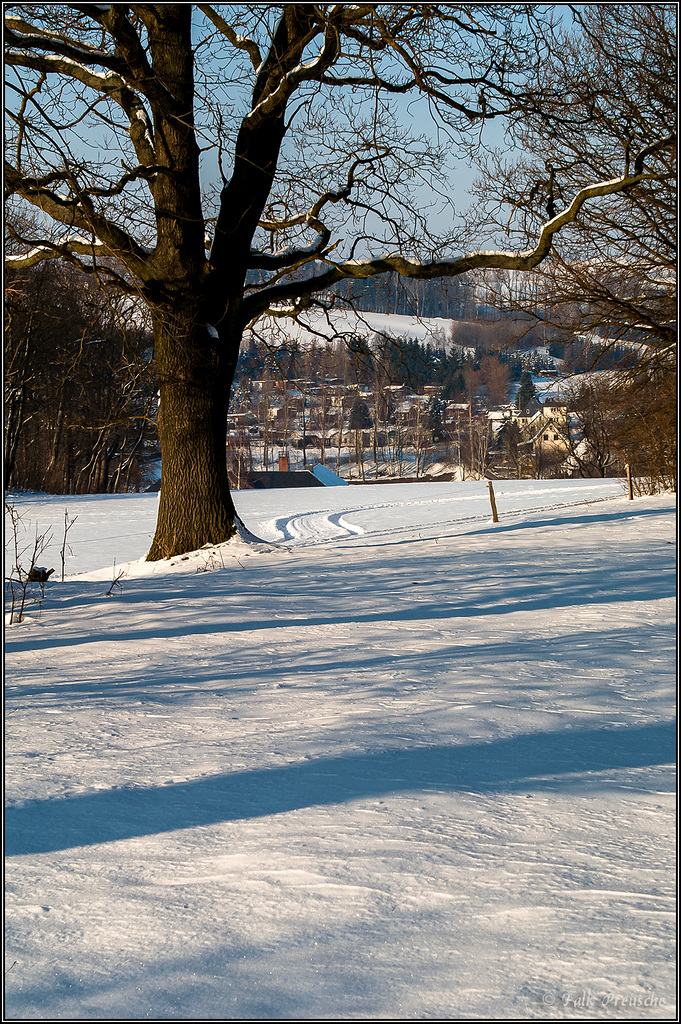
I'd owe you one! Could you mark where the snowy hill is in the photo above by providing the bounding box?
[249,307,464,350]
[4,480,676,1020]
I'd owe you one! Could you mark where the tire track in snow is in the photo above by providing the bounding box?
[327,512,365,536]
[274,509,366,542]
[271,494,620,547]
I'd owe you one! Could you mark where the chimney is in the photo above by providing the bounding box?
[278,451,289,473]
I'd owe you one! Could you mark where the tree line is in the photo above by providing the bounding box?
[5,260,156,494]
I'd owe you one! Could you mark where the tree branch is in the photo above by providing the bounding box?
[5,236,107,269]
[249,156,376,270]
[5,162,152,276]
[6,40,157,169]
[4,16,123,74]
[196,4,263,71]
[6,10,176,115]
[4,231,139,294]
[240,153,673,327]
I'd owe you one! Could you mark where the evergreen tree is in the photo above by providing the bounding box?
[349,398,372,431]
[516,370,538,411]
[426,397,447,441]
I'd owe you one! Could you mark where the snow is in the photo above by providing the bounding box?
[4,480,676,1020]
[133,107,154,149]
[250,307,459,349]
[4,237,107,269]
[4,246,56,267]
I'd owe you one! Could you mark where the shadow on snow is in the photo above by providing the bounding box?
[5,560,675,656]
[6,722,675,856]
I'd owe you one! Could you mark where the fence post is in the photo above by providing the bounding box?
[625,464,634,500]
[487,480,499,523]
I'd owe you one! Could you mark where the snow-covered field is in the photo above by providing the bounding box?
[4,479,677,1020]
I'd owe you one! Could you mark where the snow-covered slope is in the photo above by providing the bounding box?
[4,481,676,1020]
[249,307,460,349]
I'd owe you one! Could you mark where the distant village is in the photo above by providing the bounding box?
[221,316,630,489]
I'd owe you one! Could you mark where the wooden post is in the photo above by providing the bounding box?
[487,480,499,523]
[625,464,633,500]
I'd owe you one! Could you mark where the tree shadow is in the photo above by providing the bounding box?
[470,504,673,536]
[6,549,675,656]
[6,722,675,856]
[5,621,670,707]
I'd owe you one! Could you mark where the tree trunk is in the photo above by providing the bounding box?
[146,304,239,560]
[4,332,31,485]
[4,384,26,486]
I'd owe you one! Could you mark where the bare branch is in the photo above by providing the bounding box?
[5,236,108,269]
[5,15,123,74]
[197,4,263,71]
[5,161,153,276]
[6,46,130,95]
[241,152,673,327]
[250,156,377,270]
[6,8,176,115]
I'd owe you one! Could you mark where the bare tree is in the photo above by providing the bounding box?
[5,5,673,558]
[477,354,512,408]
[472,5,676,490]
[349,396,372,481]
[562,372,674,488]
[565,378,626,479]
[470,5,676,381]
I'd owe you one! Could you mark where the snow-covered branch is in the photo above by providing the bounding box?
[4,16,121,73]
[240,152,674,327]
[5,9,176,115]
[5,162,153,276]
[5,237,106,270]
[245,8,343,127]
[4,233,140,293]
[6,47,129,95]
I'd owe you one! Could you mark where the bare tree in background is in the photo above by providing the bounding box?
[469,4,676,484]
[5,4,673,557]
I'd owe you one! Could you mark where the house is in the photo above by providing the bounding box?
[247,470,324,489]
[488,401,573,477]
[531,404,571,452]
